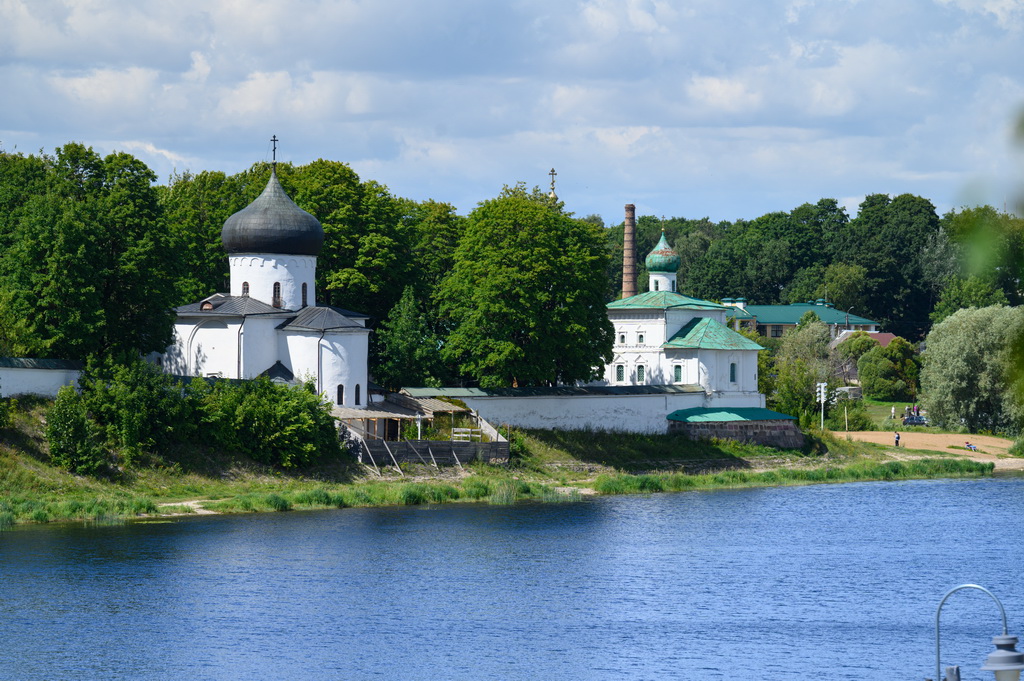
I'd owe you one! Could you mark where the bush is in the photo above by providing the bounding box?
[825,400,875,431]
[46,386,108,475]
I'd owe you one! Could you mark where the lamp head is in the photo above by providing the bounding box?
[981,635,1024,681]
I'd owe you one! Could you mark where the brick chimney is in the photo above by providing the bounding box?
[622,203,637,299]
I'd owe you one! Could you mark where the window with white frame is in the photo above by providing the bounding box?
[730,362,737,383]
[619,333,625,344]
[638,333,645,345]
[615,364,624,382]
[673,364,682,383]
[637,364,646,383]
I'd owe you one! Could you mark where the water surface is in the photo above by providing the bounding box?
[3,478,1023,680]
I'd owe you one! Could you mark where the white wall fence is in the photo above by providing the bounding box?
[456,391,765,434]
[0,360,83,398]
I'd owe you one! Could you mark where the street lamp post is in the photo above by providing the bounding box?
[931,584,1024,681]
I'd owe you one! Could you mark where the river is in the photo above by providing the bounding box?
[3,477,1024,680]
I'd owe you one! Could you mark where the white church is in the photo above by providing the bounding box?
[594,229,763,401]
[162,168,370,409]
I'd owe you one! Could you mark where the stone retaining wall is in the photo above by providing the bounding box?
[668,419,805,449]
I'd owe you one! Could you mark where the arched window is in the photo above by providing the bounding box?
[272,282,282,308]
[637,365,646,383]
[638,333,645,345]
[354,384,361,405]
[673,365,682,383]
[337,384,344,405]
[615,365,624,382]
[618,334,625,344]
[301,283,308,308]
[241,281,249,296]
[730,362,737,383]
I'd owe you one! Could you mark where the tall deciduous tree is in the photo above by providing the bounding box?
[438,190,613,387]
[921,305,1024,434]
[0,144,177,359]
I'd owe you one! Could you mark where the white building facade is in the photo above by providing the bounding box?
[591,231,765,410]
[163,169,370,409]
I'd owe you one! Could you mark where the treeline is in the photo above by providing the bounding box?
[604,198,1022,338]
[2,143,1020,392]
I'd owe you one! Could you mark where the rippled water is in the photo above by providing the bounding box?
[3,478,1024,680]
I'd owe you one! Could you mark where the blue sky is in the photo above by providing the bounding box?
[2,0,1023,224]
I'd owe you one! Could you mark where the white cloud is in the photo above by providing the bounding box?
[687,76,763,113]
[48,67,159,108]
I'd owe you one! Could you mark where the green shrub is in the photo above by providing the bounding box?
[46,386,108,475]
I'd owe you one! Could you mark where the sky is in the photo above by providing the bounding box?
[2,0,1024,225]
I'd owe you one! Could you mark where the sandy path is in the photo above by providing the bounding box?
[838,431,1024,471]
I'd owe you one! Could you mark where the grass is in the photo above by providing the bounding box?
[592,458,993,495]
[0,399,1012,528]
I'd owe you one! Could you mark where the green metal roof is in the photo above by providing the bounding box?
[608,291,726,311]
[739,303,877,326]
[402,385,704,398]
[667,407,796,423]
[0,357,84,370]
[663,317,763,351]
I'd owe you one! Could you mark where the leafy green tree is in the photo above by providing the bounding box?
[930,275,1009,324]
[0,144,177,359]
[857,337,920,401]
[771,318,835,422]
[374,286,445,389]
[438,191,613,387]
[160,169,245,303]
[921,305,1024,434]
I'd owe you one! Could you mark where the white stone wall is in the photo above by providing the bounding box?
[239,317,280,379]
[458,392,708,434]
[229,254,316,310]
[169,319,239,377]
[0,367,80,398]
[283,329,370,408]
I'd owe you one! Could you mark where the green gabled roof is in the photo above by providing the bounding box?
[663,317,763,351]
[608,291,726,311]
[741,303,877,326]
[667,407,796,423]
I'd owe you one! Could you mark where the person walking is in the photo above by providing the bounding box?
[894,432,901,448]
[890,406,896,420]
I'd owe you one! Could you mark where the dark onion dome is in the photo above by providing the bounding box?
[221,169,324,256]
[644,231,680,272]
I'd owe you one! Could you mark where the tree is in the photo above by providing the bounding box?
[0,144,178,359]
[836,330,878,381]
[930,275,1009,324]
[771,318,835,423]
[438,191,613,387]
[374,286,445,389]
[160,169,245,303]
[857,337,920,402]
[921,305,1024,434]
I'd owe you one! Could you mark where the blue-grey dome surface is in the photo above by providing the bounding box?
[221,170,324,256]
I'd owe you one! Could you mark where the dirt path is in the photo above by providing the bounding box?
[156,500,218,516]
[839,431,1024,471]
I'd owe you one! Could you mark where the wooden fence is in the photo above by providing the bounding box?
[358,439,510,469]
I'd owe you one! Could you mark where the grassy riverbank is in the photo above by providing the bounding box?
[0,398,998,527]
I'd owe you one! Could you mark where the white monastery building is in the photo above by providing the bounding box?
[592,229,763,403]
[163,168,370,409]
